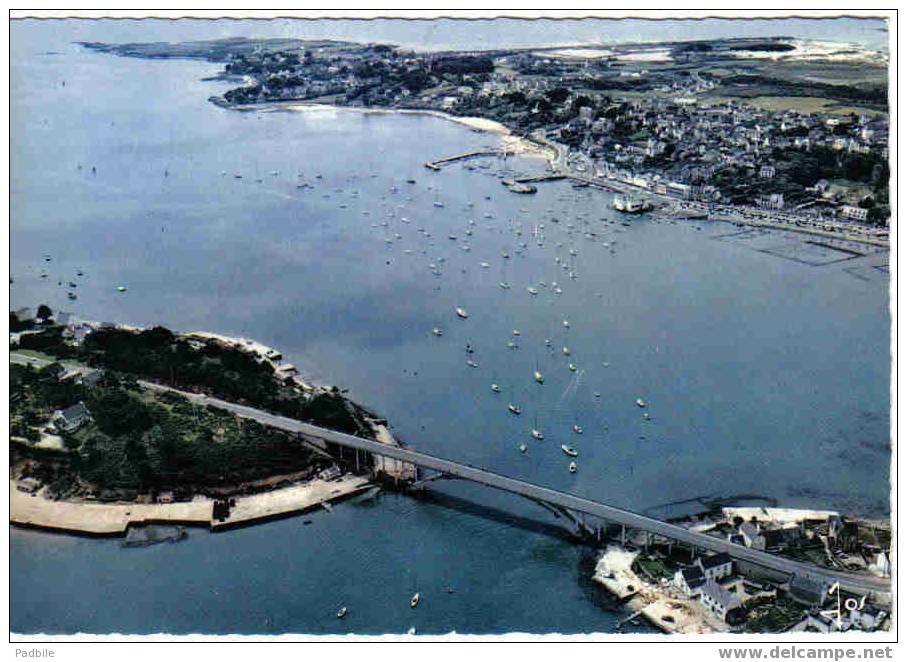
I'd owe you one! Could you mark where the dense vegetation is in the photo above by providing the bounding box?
[12,363,331,499]
[14,324,374,437]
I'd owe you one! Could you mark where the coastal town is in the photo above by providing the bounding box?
[84,35,890,246]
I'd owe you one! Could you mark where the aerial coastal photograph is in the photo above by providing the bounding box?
[8,10,895,642]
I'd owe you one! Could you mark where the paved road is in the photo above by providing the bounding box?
[12,352,890,597]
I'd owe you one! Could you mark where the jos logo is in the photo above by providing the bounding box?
[819,581,867,630]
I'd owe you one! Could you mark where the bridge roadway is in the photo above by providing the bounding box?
[8,354,888,598]
[145,384,889,598]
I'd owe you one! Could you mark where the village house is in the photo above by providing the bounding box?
[696,552,734,581]
[673,565,706,596]
[52,401,92,432]
[699,579,743,622]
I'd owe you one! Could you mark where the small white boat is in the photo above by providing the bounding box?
[573,425,583,434]
[411,593,420,608]
[544,339,552,347]
[562,347,571,356]
[512,330,521,336]
[568,363,577,372]
[561,445,578,457]
[508,403,522,415]
[434,201,445,208]
[116,286,127,292]
[466,360,479,368]
[527,287,538,295]
[519,443,528,453]
[643,413,651,421]
[499,282,511,289]
[491,384,501,393]
[337,607,348,618]
[456,308,468,319]
[407,626,416,635]
[636,398,647,408]
[432,328,443,337]
[568,461,578,473]
[563,320,570,328]
[531,429,544,440]
[480,262,490,268]
[534,371,544,384]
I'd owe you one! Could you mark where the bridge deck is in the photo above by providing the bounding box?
[133,382,892,598]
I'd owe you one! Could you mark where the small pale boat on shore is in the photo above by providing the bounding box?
[568,461,578,473]
[411,593,420,608]
[456,307,468,319]
[531,429,544,440]
[561,445,578,457]
[407,626,416,635]
[508,403,522,415]
[337,607,348,618]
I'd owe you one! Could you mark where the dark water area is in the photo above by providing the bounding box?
[10,19,891,635]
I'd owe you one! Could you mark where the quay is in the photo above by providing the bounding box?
[424,149,504,170]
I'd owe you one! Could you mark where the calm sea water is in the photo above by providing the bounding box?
[10,19,890,635]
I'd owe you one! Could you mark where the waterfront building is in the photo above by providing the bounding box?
[696,553,734,581]
[699,580,742,621]
[841,205,869,222]
[673,566,706,596]
[738,521,766,550]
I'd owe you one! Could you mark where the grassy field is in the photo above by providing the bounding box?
[704,94,885,116]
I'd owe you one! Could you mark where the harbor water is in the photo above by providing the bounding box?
[10,19,890,635]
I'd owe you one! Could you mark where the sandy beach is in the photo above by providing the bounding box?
[247,101,555,161]
[11,475,373,536]
[593,545,726,634]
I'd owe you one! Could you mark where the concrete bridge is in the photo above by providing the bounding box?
[168,388,889,599]
[11,353,888,599]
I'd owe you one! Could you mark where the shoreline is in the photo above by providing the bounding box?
[10,475,374,537]
[218,98,557,162]
[213,97,886,250]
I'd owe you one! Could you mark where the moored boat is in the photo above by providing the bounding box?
[561,445,578,457]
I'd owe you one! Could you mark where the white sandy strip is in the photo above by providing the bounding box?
[213,474,372,528]
[10,481,212,534]
[11,475,373,535]
[278,103,551,160]
[722,507,839,527]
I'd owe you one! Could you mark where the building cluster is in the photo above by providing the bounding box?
[669,550,888,632]
[215,43,889,227]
